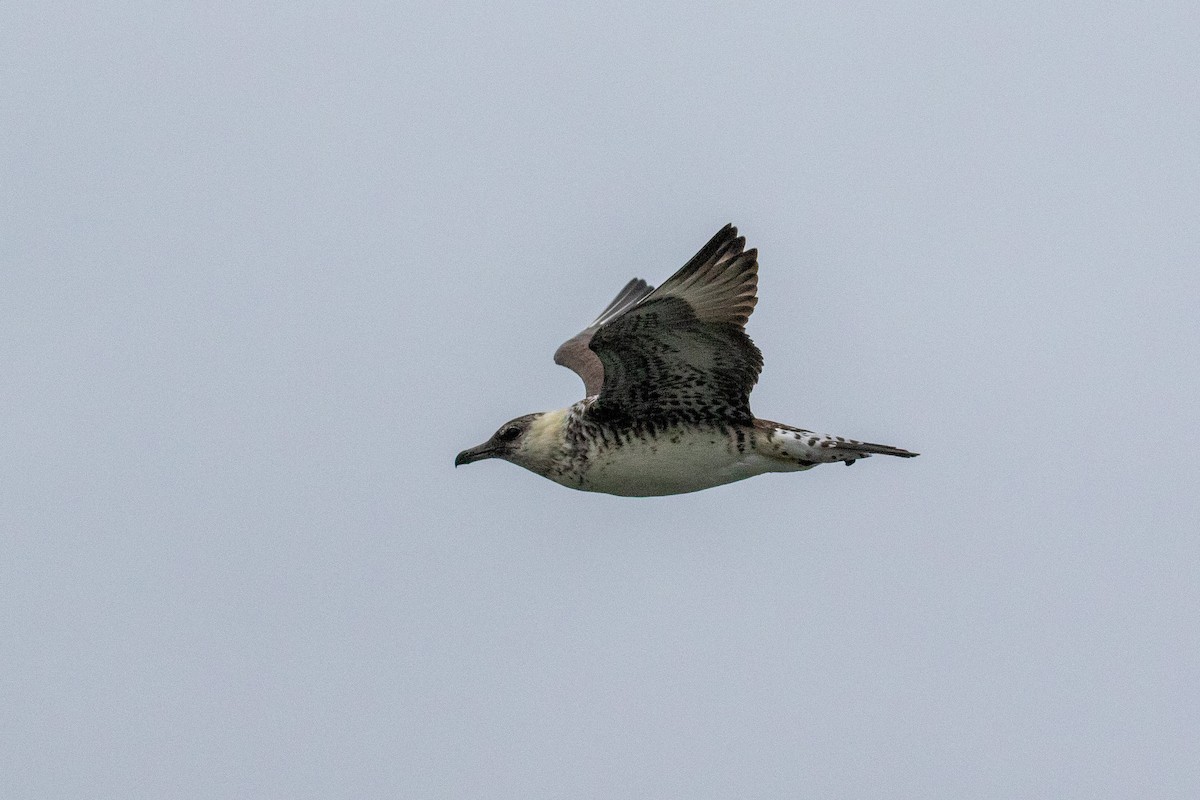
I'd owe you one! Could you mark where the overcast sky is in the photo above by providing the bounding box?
[4,3,1199,798]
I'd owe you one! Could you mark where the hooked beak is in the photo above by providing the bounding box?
[455,442,497,467]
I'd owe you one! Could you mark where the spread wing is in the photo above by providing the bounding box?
[554,277,655,397]
[556,224,761,425]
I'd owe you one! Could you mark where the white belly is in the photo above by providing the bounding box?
[576,429,783,497]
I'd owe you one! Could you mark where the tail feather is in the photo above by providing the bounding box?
[826,439,919,459]
[755,419,919,468]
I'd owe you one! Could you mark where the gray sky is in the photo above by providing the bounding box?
[5,3,1199,798]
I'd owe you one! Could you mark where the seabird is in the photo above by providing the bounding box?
[456,224,917,496]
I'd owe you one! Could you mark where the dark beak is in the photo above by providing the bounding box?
[455,442,497,467]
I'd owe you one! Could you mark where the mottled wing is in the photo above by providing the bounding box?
[554,277,655,397]
[586,224,762,426]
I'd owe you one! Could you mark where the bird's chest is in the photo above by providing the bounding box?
[572,426,770,496]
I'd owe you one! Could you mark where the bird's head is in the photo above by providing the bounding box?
[454,413,544,468]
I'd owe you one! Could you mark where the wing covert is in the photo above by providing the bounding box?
[586,295,762,425]
[554,278,654,397]
[585,224,762,424]
[554,224,762,422]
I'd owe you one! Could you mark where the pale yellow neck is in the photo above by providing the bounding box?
[515,407,570,467]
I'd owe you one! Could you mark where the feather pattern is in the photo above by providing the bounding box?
[587,296,762,425]
[456,223,919,496]
[554,278,654,397]
[643,224,757,327]
[565,224,763,425]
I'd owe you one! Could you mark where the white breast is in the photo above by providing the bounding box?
[577,428,779,497]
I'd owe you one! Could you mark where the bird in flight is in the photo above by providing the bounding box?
[456,224,917,496]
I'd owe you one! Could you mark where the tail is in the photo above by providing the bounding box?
[828,439,919,459]
[755,419,919,468]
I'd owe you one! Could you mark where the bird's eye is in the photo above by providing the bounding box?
[498,426,520,442]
